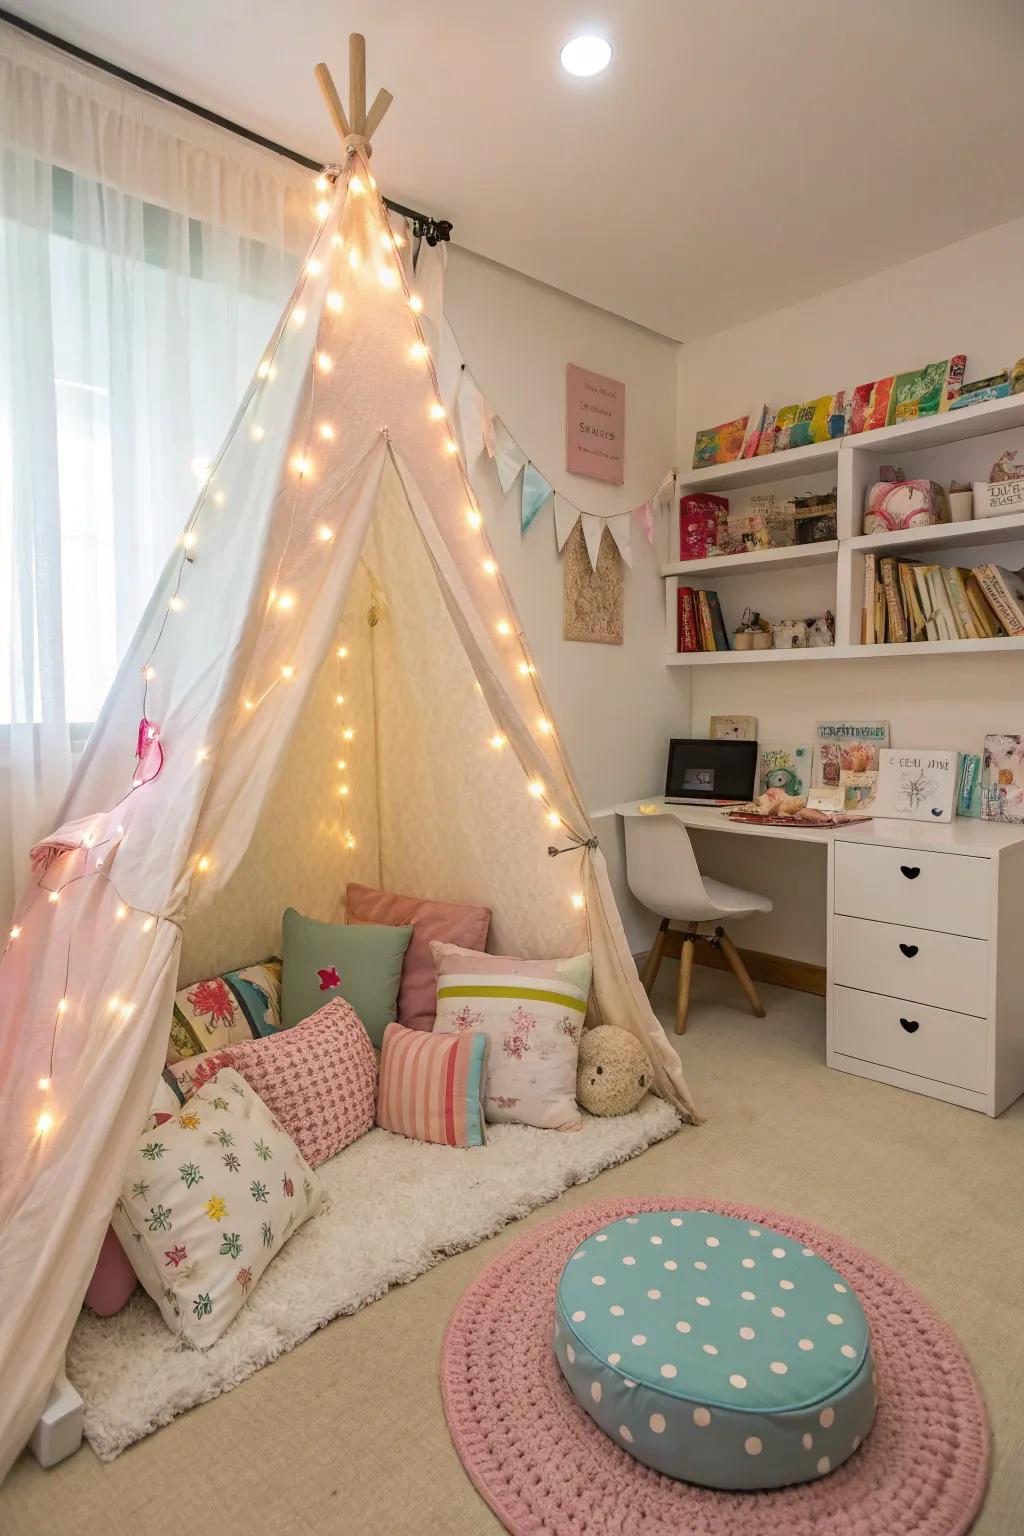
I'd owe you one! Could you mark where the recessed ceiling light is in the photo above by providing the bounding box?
[560,35,611,78]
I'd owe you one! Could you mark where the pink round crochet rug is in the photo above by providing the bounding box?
[441,1198,989,1536]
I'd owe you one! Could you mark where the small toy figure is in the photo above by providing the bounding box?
[576,1025,654,1117]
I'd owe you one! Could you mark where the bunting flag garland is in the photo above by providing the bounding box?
[553,495,580,552]
[607,512,633,568]
[521,463,553,532]
[582,511,605,570]
[637,500,654,544]
[455,369,487,467]
[492,417,528,494]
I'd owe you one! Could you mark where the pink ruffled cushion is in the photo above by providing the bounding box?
[189,998,377,1167]
[345,882,491,1032]
[83,1225,138,1317]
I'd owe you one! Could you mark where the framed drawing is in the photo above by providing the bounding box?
[563,519,623,644]
[875,749,958,822]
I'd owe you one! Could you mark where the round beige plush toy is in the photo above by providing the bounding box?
[577,1025,654,1117]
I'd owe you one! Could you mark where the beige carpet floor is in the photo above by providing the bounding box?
[4,969,1022,1536]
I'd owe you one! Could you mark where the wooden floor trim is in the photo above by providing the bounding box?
[658,929,825,997]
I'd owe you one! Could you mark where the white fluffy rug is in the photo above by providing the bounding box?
[68,1097,679,1459]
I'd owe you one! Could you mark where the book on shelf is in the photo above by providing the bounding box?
[676,586,730,653]
[861,556,1009,645]
[696,590,716,650]
[677,586,700,652]
[704,590,730,650]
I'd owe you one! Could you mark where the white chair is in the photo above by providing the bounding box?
[620,807,773,1035]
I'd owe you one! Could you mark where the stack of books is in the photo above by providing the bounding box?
[861,556,1024,644]
[677,586,730,651]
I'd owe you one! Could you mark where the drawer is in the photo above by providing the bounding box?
[832,985,986,1093]
[833,915,988,1017]
[833,842,990,938]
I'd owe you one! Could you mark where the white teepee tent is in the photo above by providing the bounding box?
[0,39,698,1476]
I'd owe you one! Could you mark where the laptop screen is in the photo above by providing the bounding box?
[665,738,759,803]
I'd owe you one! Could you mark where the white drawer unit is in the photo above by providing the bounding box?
[832,915,987,1018]
[827,829,1024,1117]
[833,841,990,938]
[832,986,986,1094]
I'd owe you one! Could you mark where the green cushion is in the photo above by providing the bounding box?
[281,908,413,1045]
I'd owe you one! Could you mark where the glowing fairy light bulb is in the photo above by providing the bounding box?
[496,620,512,637]
[429,403,446,421]
[314,198,331,219]
[9,924,21,939]
[482,558,497,576]
[409,342,428,362]
[307,258,323,277]
[489,735,506,750]
[318,525,335,542]
[182,531,197,551]
[326,290,344,312]
[335,693,346,706]
[345,834,357,851]
[331,233,343,249]
[168,595,184,612]
[250,424,265,442]
[319,423,336,440]
[337,759,347,771]
[337,784,350,797]
[337,646,349,660]
[538,718,553,735]
[377,266,398,289]
[290,306,306,327]
[243,700,254,711]
[467,510,482,529]
[115,905,127,921]
[196,856,211,873]
[349,175,365,195]
[547,811,562,827]
[108,995,121,1012]
[47,891,59,905]
[257,360,271,379]
[195,747,209,763]
[317,351,333,372]
[528,781,545,799]
[571,892,586,911]
[38,1076,49,1091]
[121,1002,135,1019]
[315,174,329,192]
[57,997,69,1013]
[408,294,423,313]
[276,592,296,611]
[342,727,355,741]
[290,454,312,478]
[445,440,459,455]
[143,665,156,681]
[212,490,226,507]
[142,917,155,932]
[36,1111,54,1135]
[280,665,296,680]
[392,232,405,249]
[347,248,360,271]
[517,662,534,677]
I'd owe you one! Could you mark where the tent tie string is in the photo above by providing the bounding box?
[547,832,597,858]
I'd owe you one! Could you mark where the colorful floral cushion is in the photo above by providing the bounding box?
[167,959,283,1063]
[111,1068,326,1348]
[376,1021,489,1147]
[281,908,413,1047]
[431,942,592,1132]
[183,999,377,1168]
[346,882,491,1032]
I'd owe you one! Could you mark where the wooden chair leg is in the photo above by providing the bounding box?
[717,927,766,1018]
[675,923,698,1035]
[640,917,670,994]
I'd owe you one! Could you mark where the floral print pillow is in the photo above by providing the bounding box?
[431,946,591,1131]
[167,959,283,1064]
[112,1068,326,1348]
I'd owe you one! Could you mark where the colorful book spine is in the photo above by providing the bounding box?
[861,553,876,644]
[957,754,982,817]
[695,590,716,650]
[677,586,700,652]
[880,558,908,643]
[703,590,730,651]
[975,565,1024,636]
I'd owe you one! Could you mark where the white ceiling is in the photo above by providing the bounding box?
[9,0,1024,340]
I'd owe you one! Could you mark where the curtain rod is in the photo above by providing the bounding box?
[0,6,453,244]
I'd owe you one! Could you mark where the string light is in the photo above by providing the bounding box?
[337,759,347,771]
[115,905,127,921]
[547,811,562,827]
[571,892,586,911]
[195,748,209,763]
[108,995,121,1012]
[47,892,59,905]
[392,232,405,249]
[243,699,255,711]
[196,856,211,873]
[121,1002,135,1019]
[467,510,482,529]
[445,440,459,455]
[36,1111,54,1135]
[350,175,365,195]
[408,295,423,313]
[483,558,497,576]
[182,531,197,551]
[347,249,360,271]
[250,424,265,442]
[212,489,226,507]
[377,266,398,289]
[290,454,313,477]
[538,718,553,735]
[528,781,545,799]
[143,665,156,681]
[318,525,335,542]
[517,662,534,677]
[342,727,355,741]
[307,258,323,277]
[331,233,343,249]
[315,174,329,192]
[409,342,428,362]
[319,423,336,440]
[337,646,349,659]
[429,403,446,421]
[142,917,155,933]
[337,785,350,797]
[281,665,296,680]
[335,693,346,706]
[326,291,344,312]
[257,360,271,379]
[489,735,506,750]
[317,352,333,373]
[314,198,331,219]
[345,833,357,850]
[37,1077,50,1091]
[496,620,512,637]
[56,997,69,1014]
[290,307,307,327]
[9,924,21,939]
[276,593,296,611]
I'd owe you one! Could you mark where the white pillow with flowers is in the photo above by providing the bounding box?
[112,1067,327,1348]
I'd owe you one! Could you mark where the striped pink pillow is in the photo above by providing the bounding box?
[376,1022,488,1147]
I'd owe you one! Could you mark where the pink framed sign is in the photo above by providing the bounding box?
[566,363,625,485]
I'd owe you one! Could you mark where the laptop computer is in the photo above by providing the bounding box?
[664,737,758,806]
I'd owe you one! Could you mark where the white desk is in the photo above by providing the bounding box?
[608,797,1024,1117]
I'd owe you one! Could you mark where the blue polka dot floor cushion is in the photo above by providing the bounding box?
[554,1210,876,1490]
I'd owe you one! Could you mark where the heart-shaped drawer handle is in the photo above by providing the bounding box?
[899,1017,920,1033]
[899,943,919,958]
[900,865,921,880]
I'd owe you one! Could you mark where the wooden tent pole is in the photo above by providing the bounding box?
[349,32,366,133]
[314,62,350,140]
[315,32,393,154]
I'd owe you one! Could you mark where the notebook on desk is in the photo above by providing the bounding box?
[664,738,759,806]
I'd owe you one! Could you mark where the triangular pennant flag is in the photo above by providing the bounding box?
[653,470,675,521]
[480,394,497,458]
[553,495,580,552]
[608,512,633,567]
[521,463,552,533]
[636,499,654,543]
[455,369,486,468]
[582,512,605,570]
[493,418,528,494]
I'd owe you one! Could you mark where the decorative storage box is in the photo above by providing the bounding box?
[862,480,949,534]
[973,479,1024,520]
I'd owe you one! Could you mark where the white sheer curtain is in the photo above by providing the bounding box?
[0,21,313,923]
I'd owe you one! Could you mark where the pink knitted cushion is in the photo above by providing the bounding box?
[83,1226,137,1317]
[190,998,377,1167]
[345,882,491,1032]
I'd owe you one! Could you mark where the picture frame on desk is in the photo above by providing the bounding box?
[874,749,959,823]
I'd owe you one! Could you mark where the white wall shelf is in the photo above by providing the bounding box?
[679,440,840,492]
[661,540,838,578]
[666,392,1024,666]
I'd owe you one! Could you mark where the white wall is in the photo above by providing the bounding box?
[676,216,1024,964]
[444,245,689,946]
